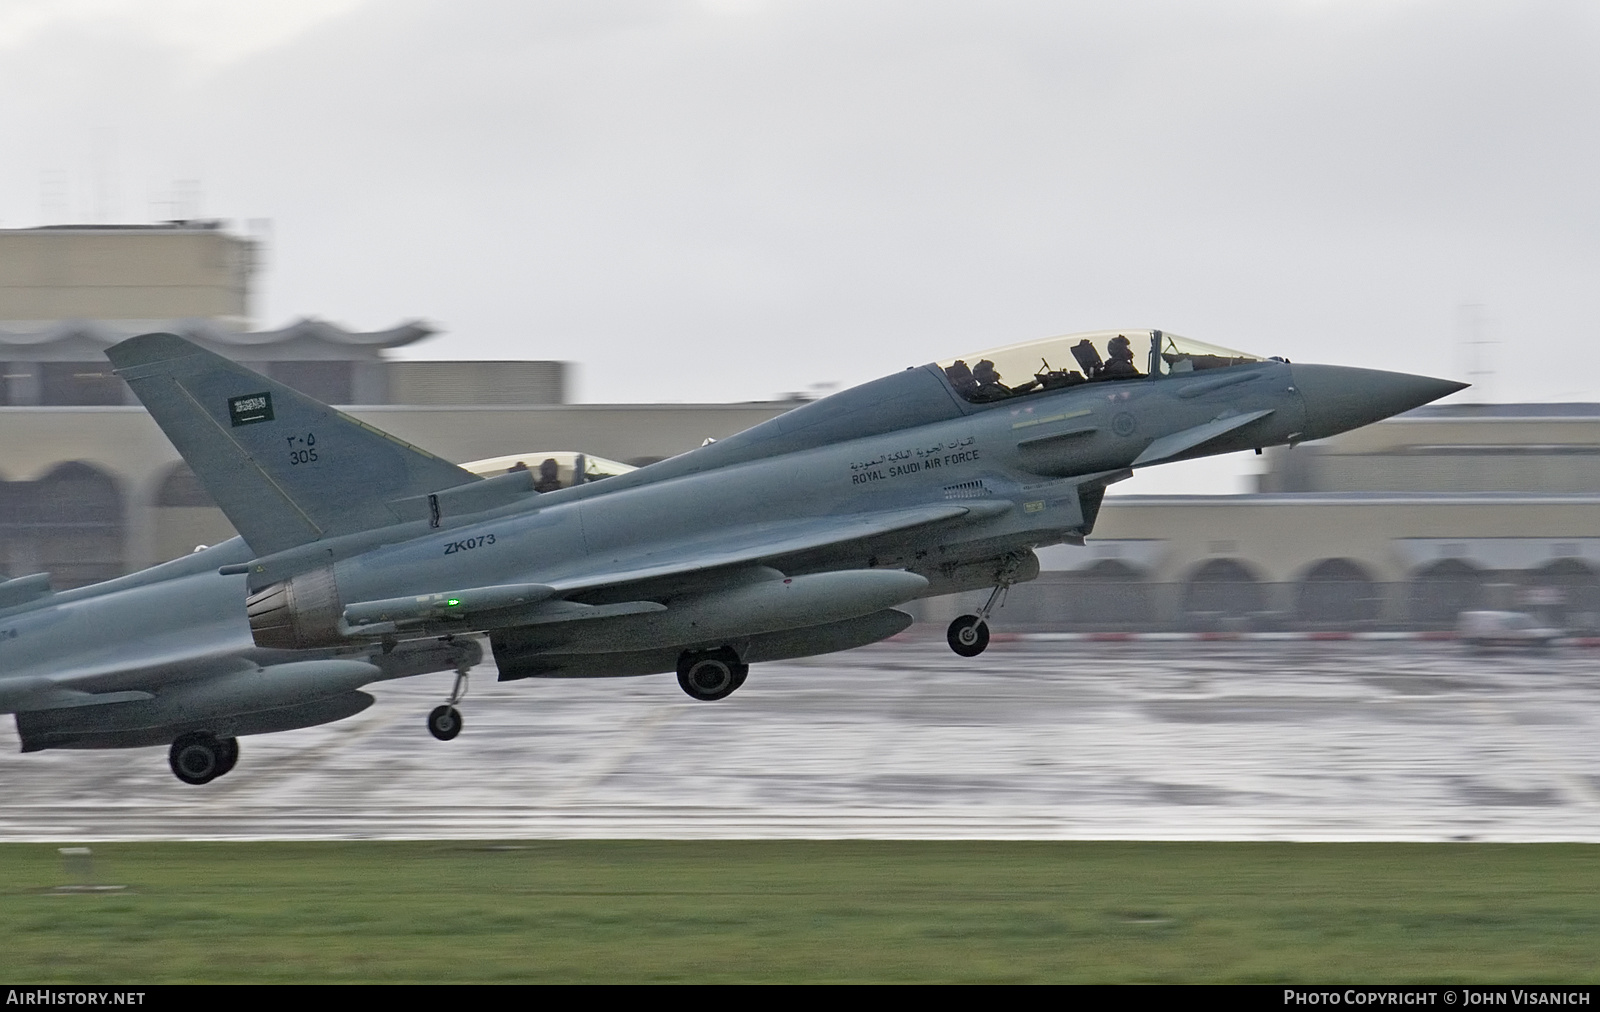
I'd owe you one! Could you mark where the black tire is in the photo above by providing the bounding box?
[947,615,990,657]
[169,732,224,785]
[677,647,744,701]
[428,704,463,741]
[213,737,240,779]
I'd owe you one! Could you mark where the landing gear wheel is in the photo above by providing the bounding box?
[677,647,745,701]
[169,732,226,785]
[428,704,463,741]
[427,666,470,741]
[947,615,990,657]
[213,737,240,779]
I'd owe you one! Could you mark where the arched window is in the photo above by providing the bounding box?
[28,462,124,588]
[35,462,121,524]
[1065,559,1152,626]
[1183,558,1264,617]
[155,463,216,508]
[1409,558,1483,626]
[1297,558,1382,624]
[1523,558,1600,627]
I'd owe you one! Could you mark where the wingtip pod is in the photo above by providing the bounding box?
[1290,364,1469,441]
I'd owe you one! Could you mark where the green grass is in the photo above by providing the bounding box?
[1,840,1597,983]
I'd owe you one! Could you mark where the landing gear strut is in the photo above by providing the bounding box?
[946,554,1024,658]
[676,647,748,701]
[428,667,469,741]
[169,731,240,785]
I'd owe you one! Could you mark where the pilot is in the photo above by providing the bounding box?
[971,359,1010,400]
[534,458,562,493]
[1101,335,1141,379]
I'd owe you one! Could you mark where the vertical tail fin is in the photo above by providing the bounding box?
[108,332,478,556]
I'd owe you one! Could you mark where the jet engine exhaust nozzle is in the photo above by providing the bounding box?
[246,567,343,650]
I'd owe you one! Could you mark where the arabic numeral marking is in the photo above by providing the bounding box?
[287,432,319,465]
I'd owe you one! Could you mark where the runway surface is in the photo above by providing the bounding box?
[3,638,1599,841]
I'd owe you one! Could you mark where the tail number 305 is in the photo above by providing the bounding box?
[287,432,318,465]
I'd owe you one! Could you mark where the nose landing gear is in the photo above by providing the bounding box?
[946,555,1024,658]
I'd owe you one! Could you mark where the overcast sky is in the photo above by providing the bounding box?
[1,1,1595,487]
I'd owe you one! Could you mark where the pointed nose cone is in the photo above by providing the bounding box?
[1291,364,1468,440]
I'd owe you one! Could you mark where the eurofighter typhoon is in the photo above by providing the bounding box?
[0,330,1463,783]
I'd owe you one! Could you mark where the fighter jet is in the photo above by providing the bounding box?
[0,329,1463,784]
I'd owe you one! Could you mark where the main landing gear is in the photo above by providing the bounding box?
[946,556,1024,658]
[427,666,469,741]
[169,731,240,785]
[676,646,749,701]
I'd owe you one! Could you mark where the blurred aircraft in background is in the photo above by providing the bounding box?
[0,329,1462,784]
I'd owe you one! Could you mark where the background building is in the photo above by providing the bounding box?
[0,222,565,408]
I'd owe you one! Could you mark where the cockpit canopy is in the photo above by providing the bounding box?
[937,330,1268,404]
[460,451,636,492]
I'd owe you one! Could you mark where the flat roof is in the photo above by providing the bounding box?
[1401,403,1600,419]
[1,220,234,233]
[1107,491,1600,506]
